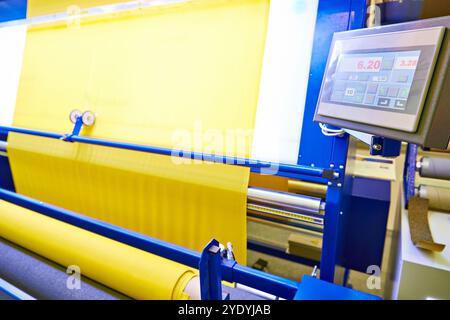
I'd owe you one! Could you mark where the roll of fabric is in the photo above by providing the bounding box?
[418,184,450,212]
[419,156,450,181]
[0,200,196,300]
[0,237,129,300]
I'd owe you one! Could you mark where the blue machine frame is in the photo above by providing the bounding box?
[0,0,388,300]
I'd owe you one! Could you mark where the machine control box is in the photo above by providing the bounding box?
[314,16,450,149]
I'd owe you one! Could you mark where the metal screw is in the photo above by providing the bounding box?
[372,144,382,151]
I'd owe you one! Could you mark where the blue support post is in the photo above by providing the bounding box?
[199,239,223,300]
[403,143,418,205]
[298,0,367,284]
[320,135,351,283]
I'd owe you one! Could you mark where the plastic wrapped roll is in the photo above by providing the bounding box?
[418,157,450,180]
[418,185,450,212]
[0,201,196,300]
[0,237,129,300]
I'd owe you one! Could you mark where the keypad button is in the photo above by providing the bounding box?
[372,75,388,82]
[394,100,407,108]
[387,87,399,97]
[398,88,410,99]
[396,75,409,83]
[381,58,394,70]
[364,94,375,104]
[378,86,388,96]
[367,83,378,94]
[353,94,364,103]
[377,98,391,107]
[345,88,355,97]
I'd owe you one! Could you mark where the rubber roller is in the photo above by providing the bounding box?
[0,237,129,300]
[417,185,450,212]
[0,200,197,300]
[417,156,450,181]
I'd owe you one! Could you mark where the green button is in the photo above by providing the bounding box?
[397,75,409,83]
[378,86,388,96]
[398,87,410,99]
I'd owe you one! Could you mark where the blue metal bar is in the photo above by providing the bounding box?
[0,188,298,299]
[231,264,298,299]
[320,129,353,283]
[0,125,331,179]
[0,278,35,300]
[404,144,418,206]
[199,239,223,300]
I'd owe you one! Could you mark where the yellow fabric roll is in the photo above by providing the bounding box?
[9,0,270,263]
[0,200,196,300]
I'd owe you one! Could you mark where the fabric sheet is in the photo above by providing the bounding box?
[7,0,270,263]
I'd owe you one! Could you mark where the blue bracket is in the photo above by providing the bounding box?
[61,115,84,142]
[370,136,401,157]
[199,239,224,300]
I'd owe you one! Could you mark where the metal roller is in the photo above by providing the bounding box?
[417,184,450,212]
[417,156,450,181]
[247,187,324,214]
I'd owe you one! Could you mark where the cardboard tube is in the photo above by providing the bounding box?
[418,185,450,213]
[0,200,196,300]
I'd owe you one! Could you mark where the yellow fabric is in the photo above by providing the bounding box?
[0,200,196,300]
[17,0,268,156]
[8,0,270,264]
[8,133,249,262]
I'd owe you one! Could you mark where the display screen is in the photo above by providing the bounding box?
[329,50,421,110]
